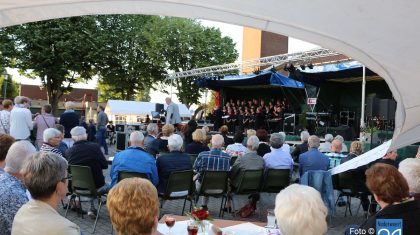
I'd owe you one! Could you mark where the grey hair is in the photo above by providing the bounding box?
[270,133,285,149]
[129,131,144,143]
[300,131,310,142]
[14,96,30,105]
[211,134,224,148]
[4,141,36,174]
[168,134,183,151]
[278,132,286,140]
[308,135,321,148]
[22,151,68,199]
[324,134,334,143]
[247,135,260,151]
[43,128,61,143]
[70,126,87,142]
[398,158,420,193]
[147,123,158,134]
[64,101,75,110]
[334,135,344,143]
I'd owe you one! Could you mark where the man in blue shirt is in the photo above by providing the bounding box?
[263,133,294,176]
[110,131,158,187]
[299,135,329,176]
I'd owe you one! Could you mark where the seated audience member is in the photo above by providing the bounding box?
[279,132,290,153]
[40,128,64,158]
[144,123,159,157]
[107,178,159,235]
[0,134,15,174]
[291,131,310,162]
[157,134,192,193]
[219,125,233,147]
[242,129,256,146]
[185,129,210,154]
[155,124,174,152]
[374,150,399,168]
[66,126,108,218]
[399,158,420,200]
[184,120,198,146]
[12,152,80,235]
[110,131,158,188]
[33,104,56,148]
[263,133,294,175]
[55,124,68,158]
[325,139,347,169]
[194,134,230,208]
[298,135,329,176]
[226,132,248,157]
[341,141,363,163]
[0,141,36,234]
[359,164,420,235]
[334,135,348,152]
[318,133,333,153]
[256,129,271,157]
[230,136,264,189]
[275,184,328,235]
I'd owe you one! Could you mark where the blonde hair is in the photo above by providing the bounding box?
[162,124,175,137]
[275,184,328,235]
[246,129,256,138]
[107,178,159,235]
[350,141,363,155]
[192,129,205,143]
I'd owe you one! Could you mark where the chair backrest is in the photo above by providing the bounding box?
[118,171,148,182]
[69,165,97,196]
[235,169,263,194]
[261,169,290,193]
[164,170,194,198]
[199,171,229,195]
[230,156,238,166]
[189,154,198,165]
[338,170,356,192]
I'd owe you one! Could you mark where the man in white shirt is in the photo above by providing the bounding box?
[0,100,13,134]
[10,96,33,140]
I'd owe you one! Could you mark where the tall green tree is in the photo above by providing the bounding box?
[145,17,238,107]
[0,17,100,114]
[0,75,19,99]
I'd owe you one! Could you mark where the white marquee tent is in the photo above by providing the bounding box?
[1,0,420,150]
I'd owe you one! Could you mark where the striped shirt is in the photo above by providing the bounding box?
[193,148,230,182]
[40,143,64,158]
[325,152,347,169]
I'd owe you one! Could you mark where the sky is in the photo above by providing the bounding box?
[8,19,319,104]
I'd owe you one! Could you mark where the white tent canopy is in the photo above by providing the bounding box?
[1,0,420,150]
[105,100,191,118]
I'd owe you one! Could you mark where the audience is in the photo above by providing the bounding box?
[274,184,328,235]
[0,141,36,234]
[219,125,233,147]
[226,132,248,157]
[9,96,33,141]
[263,133,294,175]
[12,152,80,235]
[0,99,13,134]
[334,135,348,152]
[291,130,310,162]
[375,150,399,168]
[55,124,68,157]
[399,158,420,200]
[144,123,159,157]
[0,134,15,174]
[107,178,159,235]
[194,134,230,208]
[66,126,108,218]
[318,133,333,153]
[278,132,290,153]
[242,129,256,146]
[110,131,158,187]
[325,139,346,169]
[39,128,64,158]
[298,135,329,176]
[341,141,363,163]
[157,134,192,193]
[59,101,80,148]
[359,163,420,234]
[185,129,210,154]
[87,119,96,142]
[33,104,56,148]
[156,124,175,152]
[256,129,271,157]
[184,120,198,146]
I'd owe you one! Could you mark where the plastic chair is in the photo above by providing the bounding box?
[336,170,369,217]
[159,170,194,215]
[260,169,290,193]
[117,171,147,182]
[230,169,263,217]
[195,171,229,217]
[65,165,107,234]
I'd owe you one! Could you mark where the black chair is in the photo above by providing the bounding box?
[230,156,238,166]
[260,169,290,193]
[159,170,194,215]
[195,171,229,217]
[117,171,148,182]
[189,154,198,165]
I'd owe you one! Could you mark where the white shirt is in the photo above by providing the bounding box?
[0,110,11,134]
[319,142,332,153]
[226,143,248,157]
[10,106,33,140]
[280,143,290,153]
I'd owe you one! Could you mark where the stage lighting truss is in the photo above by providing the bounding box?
[166,48,343,80]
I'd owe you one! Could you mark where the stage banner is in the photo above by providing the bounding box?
[330,140,391,175]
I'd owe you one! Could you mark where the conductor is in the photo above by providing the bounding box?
[165,97,181,125]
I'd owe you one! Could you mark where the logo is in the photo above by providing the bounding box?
[376,219,402,235]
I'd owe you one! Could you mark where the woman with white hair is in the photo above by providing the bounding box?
[275,184,328,235]
[399,158,420,200]
[40,128,64,158]
[12,152,81,235]
[319,133,334,153]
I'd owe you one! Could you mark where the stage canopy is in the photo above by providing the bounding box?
[2,0,420,150]
[196,71,304,90]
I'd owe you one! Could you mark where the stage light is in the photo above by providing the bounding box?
[308,63,314,69]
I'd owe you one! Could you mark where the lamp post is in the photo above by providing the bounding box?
[2,74,8,99]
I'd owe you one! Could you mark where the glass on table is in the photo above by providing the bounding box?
[266,209,276,228]
[164,214,176,234]
[187,220,199,235]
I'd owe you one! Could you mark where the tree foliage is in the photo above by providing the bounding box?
[0,75,19,99]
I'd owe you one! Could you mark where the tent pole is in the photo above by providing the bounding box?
[361,65,366,129]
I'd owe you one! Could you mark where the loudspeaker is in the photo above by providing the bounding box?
[283,113,295,134]
[388,100,397,120]
[366,97,379,117]
[155,103,164,113]
[116,133,127,151]
[378,99,396,120]
[335,125,355,141]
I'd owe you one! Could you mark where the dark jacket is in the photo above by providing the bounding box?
[341,153,368,192]
[257,142,271,157]
[298,147,329,176]
[359,199,420,235]
[373,158,399,168]
[87,123,96,142]
[185,142,210,155]
[156,138,169,152]
[291,141,309,162]
[156,151,192,193]
[222,134,234,147]
[144,135,159,157]
[59,111,80,138]
[66,140,108,188]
